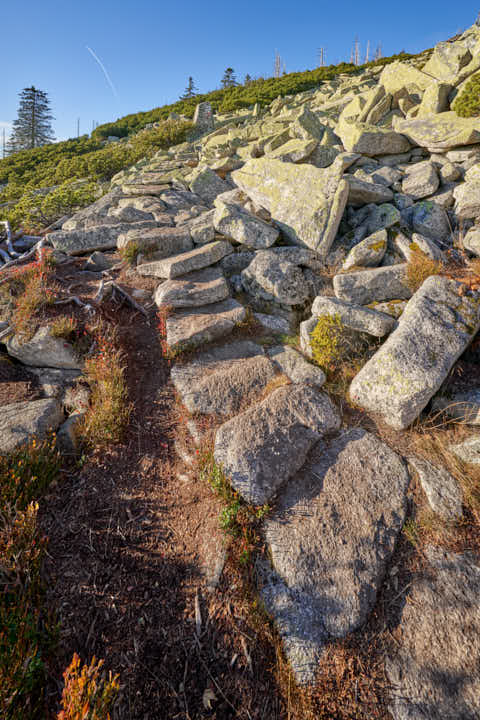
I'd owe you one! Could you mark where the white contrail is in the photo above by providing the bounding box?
[86,46,118,97]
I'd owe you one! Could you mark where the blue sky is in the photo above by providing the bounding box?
[1,0,479,143]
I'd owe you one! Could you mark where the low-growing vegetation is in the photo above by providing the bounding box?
[199,450,269,564]
[406,245,443,291]
[309,313,347,372]
[80,324,131,446]
[56,653,119,720]
[0,438,60,720]
[452,71,480,117]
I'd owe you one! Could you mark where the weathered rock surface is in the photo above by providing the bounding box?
[408,456,463,520]
[453,181,480,219]
[394,112,480,151]
[189,166,230,204]
[387,545,480,720]
[450,436,480,464]
[433,388,480,424]
[267,345,326,387]
[232,158,348,256]
[0,398,64,453]
[241,251,312,306]
[166,298,246,352]
[7,326,83,370]
[338,119,412,157]
[312,295,397,337]
[261,429,409,684]
[154,267,230,307]
[350,277,480,429]
[402,162,439,199]
[170,341,275,415]
[346,176,394,206]
[411,200,451,241]
[343,229,387,270]
[49,221,157,254]
[137,240,232,279]
[333,264,411,305]
[213,201,279,249]
[214,384,341,504]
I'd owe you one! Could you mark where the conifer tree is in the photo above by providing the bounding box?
[221,68,237,88]
[180,76,198,100]
[244,73,252,85]
[9,86,55,152]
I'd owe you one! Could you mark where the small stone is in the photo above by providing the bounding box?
[449,436,480,465]
[0,398,64,453]
[267,345,326,387]
[342,229,387,270]
[408,456,463,520]
[312,295,397,337]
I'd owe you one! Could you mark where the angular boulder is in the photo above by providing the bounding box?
[394,112,480,151]
[333,264,411,305]
[231,158,349,257]
[312,295,397,337]
[0,398,64,453]
[7,326,83,370]
[261,429,409,684]
[349,276,480,430]
[213,201,279,249]
[241,250,312,306]
[214,384,341,504]
[337,119,411,157]
[387,546,480,720]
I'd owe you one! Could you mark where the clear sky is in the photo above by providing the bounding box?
[1,0,479,143]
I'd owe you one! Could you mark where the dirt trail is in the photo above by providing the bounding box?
[39,295,286,720]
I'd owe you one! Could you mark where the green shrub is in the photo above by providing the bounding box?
[7,181,99,232]
[309,314,346,372]
[453,73,480,117]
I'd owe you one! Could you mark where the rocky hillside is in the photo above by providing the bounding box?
[2,19,480,720]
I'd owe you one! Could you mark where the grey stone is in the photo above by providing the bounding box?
[338,118,412,156]
[84,251,112,272]
[232,158,349,257]
[350,277,480,430]
[189,167,230,205]
[254,313,291,334]
[220,251,255,276]
[261,429,409,684]
[267,345,326,387]
[433,388,480,424]
[393,112,480,152]
[49,221,157,255]
[171,341,275,415]
[312,295,397,337]
[137,240,233,279]
[394,232,444,261]
[453,181,480,219]
[193,102,214,132]
[411,200,451,242]
[57,413,84,456]
[333,264,411,305]
[299,316,319,358]
[408,456,463,521]
[347,176,394,206]
[387,545,480,720]
[450,436,480,465]
[166,298,246,352]
[242,251,312,306]
[186,210,216,245]
[26,367,81,398]
[343,229,387,270]
[62,188,123,231]
[107,205,154,223]
[0,398,64,453]
[267,138,318,162]
[402,162,440,199]
[214,384,341,504]
[154,267,230,308]
[363,203,401,234]
[463,227,480,256]
[213,201,279,249]
[7,326,83,370]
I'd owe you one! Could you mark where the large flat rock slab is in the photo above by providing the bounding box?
[333,265,411,305]
[350,276,480,430]
[171,341,276,415]
[387,545,480,720]
[394,112,480,151]
[166,298,246,352]
[0,398,64,453]
[48,221,157,255]
[267,345,326,387]
[260,429,409,684]
[312,295,397,337]
[154,267,230,308]
[214,384,341,504]
[138,240,232,279]
[231,158,348,257]
[7,326,83,370]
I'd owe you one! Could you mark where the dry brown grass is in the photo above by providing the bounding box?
[406,248,443,292]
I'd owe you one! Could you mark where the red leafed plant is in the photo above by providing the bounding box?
[57,653,119,720]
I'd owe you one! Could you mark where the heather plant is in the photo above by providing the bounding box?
[57,654,119,720]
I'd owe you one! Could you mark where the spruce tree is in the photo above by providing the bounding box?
[9,86,55,152]
[180,76,197,100]
[221,68,237,88]
[244,73,252,85]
